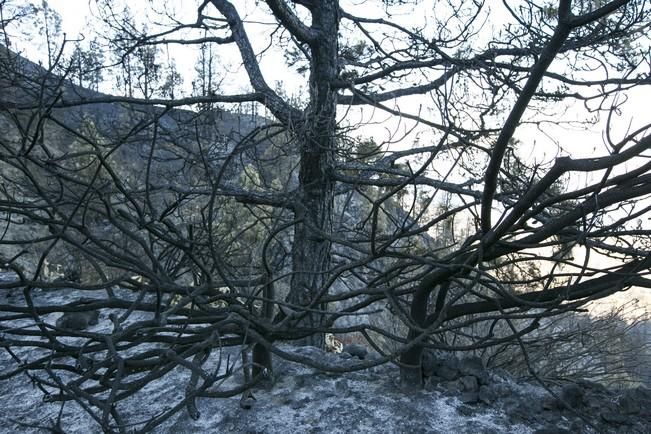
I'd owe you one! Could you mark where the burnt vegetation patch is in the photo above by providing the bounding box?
[1,0,651,432]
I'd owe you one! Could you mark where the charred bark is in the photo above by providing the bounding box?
[286,1,340,348]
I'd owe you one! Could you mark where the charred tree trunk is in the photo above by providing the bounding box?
[286,2,339,348]
[400,278,451,387]
[252,342,273,383]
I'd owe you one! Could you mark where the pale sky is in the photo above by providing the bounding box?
[14,1,644,160]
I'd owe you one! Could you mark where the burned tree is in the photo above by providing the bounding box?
[1,0,651,431]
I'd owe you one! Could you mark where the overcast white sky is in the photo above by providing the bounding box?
[41,1,645,152]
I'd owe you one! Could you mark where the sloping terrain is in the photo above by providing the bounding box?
[1,271,649,434]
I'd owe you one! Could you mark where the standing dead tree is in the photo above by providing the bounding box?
[1,0,651,431]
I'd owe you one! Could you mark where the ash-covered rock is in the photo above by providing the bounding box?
[417,350,650,434]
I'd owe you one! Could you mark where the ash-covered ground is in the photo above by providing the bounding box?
[1,270,650,433]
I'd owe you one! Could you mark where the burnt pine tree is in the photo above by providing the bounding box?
[2,0,651,431]
[94,0,650,380]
